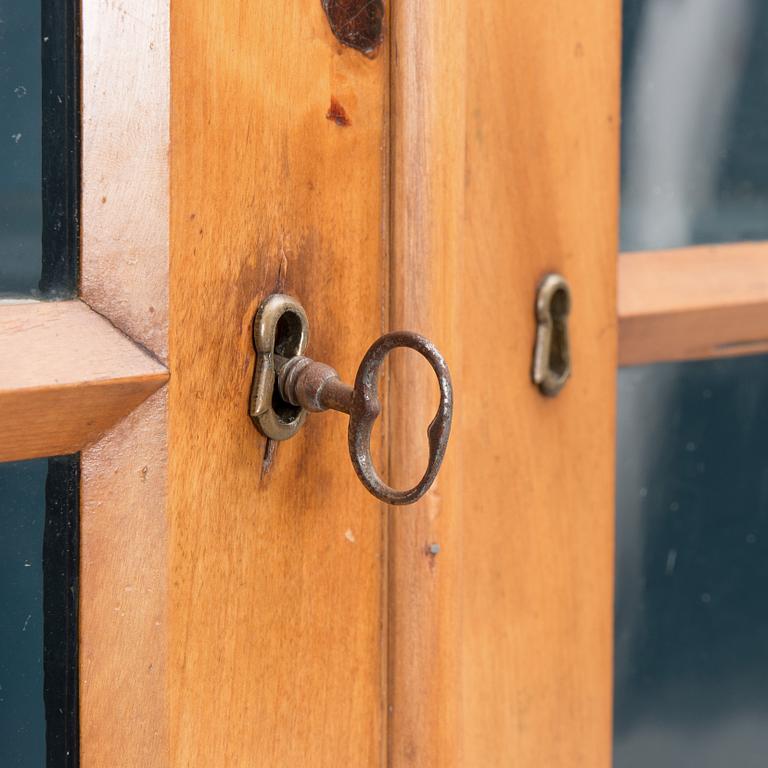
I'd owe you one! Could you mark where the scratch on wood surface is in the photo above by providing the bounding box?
[274,254,288,294]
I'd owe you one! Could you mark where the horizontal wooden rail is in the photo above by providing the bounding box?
[3,244,764,460]
[0,300,168,462]
[619,242,768,366]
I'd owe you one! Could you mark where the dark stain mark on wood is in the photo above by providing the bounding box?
[326,97,351,127]
[321,0,384,57]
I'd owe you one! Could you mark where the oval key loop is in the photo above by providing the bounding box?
[348,332,453,505]
[249,294,453,506]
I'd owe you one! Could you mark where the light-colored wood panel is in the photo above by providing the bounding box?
[619,243,768,365]
[388,0,465,765]
[0,300,167,462]
[79,2,171,766]
[80,390,168,768]
[168,2,388,765]
[81,0,170,361]
[460,1,620,766]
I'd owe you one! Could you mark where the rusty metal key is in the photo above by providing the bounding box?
[250,294,453,505]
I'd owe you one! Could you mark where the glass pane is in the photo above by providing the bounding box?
[0,1,42,293]
[0,456,79,768]
[621,0,768,251]
[0,0,79,298]
[615,356,768,768]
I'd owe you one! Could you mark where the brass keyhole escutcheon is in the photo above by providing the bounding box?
[249,294,453,505]
[249,294,309,442]
[532,273,572,397]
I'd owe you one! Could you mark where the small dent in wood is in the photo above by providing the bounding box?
[321,0,384,58]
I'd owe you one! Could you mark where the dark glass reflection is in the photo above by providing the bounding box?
[0,1,42,293]
[0,456,79,768]
[622,0,768,250]
[615,356,768,768]
[0,0,79,297]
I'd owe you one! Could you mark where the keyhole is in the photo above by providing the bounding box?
[547,287,570,378]
[272,309,306,422]
[532,274,572,396]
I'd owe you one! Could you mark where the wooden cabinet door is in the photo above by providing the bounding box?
[1,1,619,766]
[167,0,618,761]
[167,3,389,765]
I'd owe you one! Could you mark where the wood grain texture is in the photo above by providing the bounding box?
[0,300,166,462]
[169,2,388,765]
[79,2,171,766]
[81,0,170,361]
[619,243,768,365]
[388,0,465,764]
[458,1,620,765]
